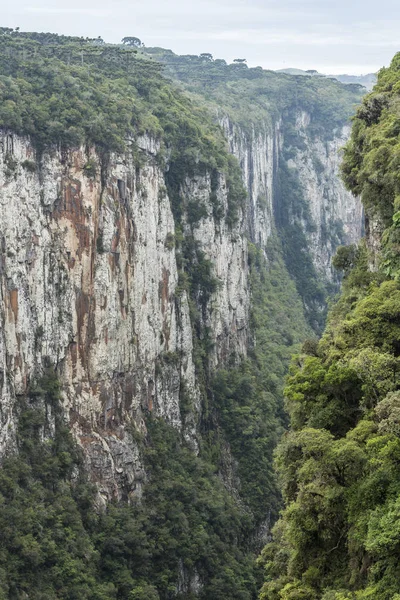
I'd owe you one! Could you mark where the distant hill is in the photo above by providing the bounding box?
[277,68,377,90]
[329,72,377,90]
[276,67,317,76]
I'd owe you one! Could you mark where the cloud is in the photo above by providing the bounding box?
[25,6,112,17]
[208,27,400,48]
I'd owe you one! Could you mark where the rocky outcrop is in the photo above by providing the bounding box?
[364,213,384,270]
[222,112,363,279]
[0,131,249,500]
[0,105,364,500]
[221,116,281,249]
[288,114,363,278]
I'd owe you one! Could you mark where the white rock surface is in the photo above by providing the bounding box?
[0,108,363,499]
[221,116,281,249]
[0,131,249,499]
[222,113,363,277]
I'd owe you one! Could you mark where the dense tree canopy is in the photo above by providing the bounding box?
[121,37,142,47]
[260,52,400,600]
[0,372,262,600]
[145,47,363,137]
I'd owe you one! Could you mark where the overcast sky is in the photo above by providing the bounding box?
[2,0,400,74]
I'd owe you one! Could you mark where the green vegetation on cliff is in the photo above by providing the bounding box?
[0,241,312,600]
[259,53,400,600]
[209,238,311,526]
[0,241,310,599]
[145,48,363,137]
[0,371,261,600]
[274,158,333,332]
[146,47,363,331]
[0,30,243,226]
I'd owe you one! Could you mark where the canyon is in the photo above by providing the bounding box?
[0,31,366,599]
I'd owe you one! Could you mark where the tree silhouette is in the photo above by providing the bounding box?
[121,36,142,47]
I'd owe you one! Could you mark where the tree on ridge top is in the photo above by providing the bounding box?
[122,36,142,47]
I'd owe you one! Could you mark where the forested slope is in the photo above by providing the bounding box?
[144,47,362,133]
[259,52,400,600]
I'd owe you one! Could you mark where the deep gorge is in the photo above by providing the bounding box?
[0,29,370,599]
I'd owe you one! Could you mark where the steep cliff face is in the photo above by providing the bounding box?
[0,65,365,511]
[220,117,280,248]
[146,47,365,292]
[0,131,249,500]
[222,113,363,280]
[180,173,249,365]
[288,114,363,277]
[0,105,363,499]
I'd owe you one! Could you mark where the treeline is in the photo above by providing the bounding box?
[145,47,364,136]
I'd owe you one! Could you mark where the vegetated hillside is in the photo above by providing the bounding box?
[144,48,362,132]
[0,29,314,600]
[0,30,239,175]
[259,52,400,600]
[145,47,365,333]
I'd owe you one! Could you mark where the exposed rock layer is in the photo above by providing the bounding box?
[0,111,362,497]
[222,113,363,277]
[0,131,248,499]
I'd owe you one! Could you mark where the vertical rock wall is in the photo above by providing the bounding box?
[0,105,363,499]
[0,131,249,499]
[222,113,363,278]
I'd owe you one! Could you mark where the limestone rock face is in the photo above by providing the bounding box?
[222,113,363,277]
[180,174,249,366]
[364,213,384,271]
[288,115,363,278]
[0,106,363,499]
[0,131,249,500]
[221,117,281,249]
